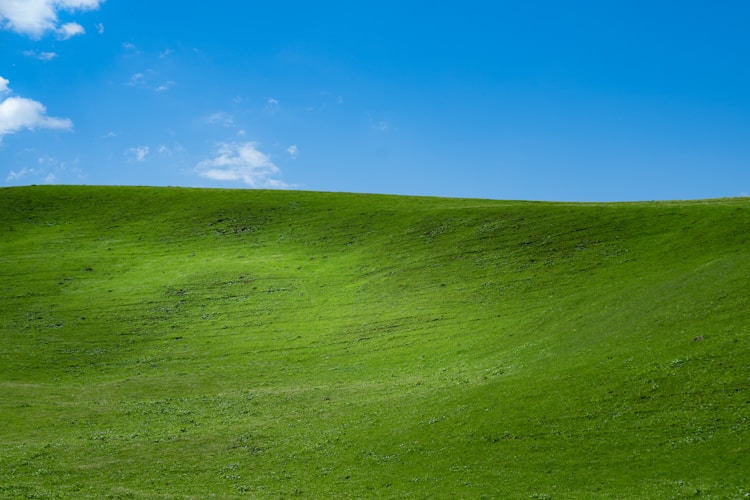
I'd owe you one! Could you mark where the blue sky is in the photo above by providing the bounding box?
[1,1,749,201]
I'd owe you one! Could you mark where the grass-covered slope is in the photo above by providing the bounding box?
[1,185,748,498]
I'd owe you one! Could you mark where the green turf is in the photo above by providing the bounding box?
[1,185,748,498]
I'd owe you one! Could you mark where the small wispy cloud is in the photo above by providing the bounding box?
[365,112,392,133]
[308,91,345,113]
[127,72,145,87]
[6,156,82,184]
[129,146,150,162]
[122,42,140,57]
[0,0,104,39]
[265,98,280,114]
[286,145,298,159]
[96,22,104,34]
[56,22,85,40]
[126,71,174,93]
[207,112,234,127]
[159,48,173,58]
[195,142,288,188]
[23,50,58,61]
[155,81,176,92]
[6,167,42,182]
[6,167,55,184]
[157,143,184,157]
[0,76,73,141]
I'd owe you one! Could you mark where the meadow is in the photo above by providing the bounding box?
[1,185,748,498]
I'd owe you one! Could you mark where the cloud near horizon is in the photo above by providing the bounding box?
[0,0,104,38]
[5,155,82,184]
[195,142,287,188]
[0,76,73,140]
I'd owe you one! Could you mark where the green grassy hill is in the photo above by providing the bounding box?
[1,185,748,498]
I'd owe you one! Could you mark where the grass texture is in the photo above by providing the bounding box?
[1,185,749,498]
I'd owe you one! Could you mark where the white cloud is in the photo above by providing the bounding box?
[125,142,183,161]
[0,0,104,39]
[6,167,42,182]
[0,77,73,140]
[207,112,234,127]
[95,22,103,34]
[286,144,298,159]
[56,21,84,39]
[195,142,287,188]
[126,71,173,93]
[127,72,145,86]
[155,81,175,92]
[157,143,183,156]
[129,146,149,161]
[23,50,57,60]
[60,0,102,7]
[5,155,82,184]
[265,98,279,113]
